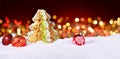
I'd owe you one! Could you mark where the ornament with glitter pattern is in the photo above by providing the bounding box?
[73,34,85,46]
[11,35,26,47]
[2,34,12,45]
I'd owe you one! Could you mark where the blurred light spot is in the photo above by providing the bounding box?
[57,25,62,29]
[53,15,57,20]
[68,26,72,30]
[66,22,70,27]
[76,26,80,30]
[0,19,3,24]
[88,17,92,23]
[17,28,21,35]
[88,27,94,33]
[93,20,98,25]
[99,21,104,26]
[109,19,113,24]
[81,25,86,29]
[75,18,79,22]
[63,25,67,29]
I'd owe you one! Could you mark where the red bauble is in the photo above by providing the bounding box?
[2,34,12,45]
[11,35,26,47]
[73,34,85,46]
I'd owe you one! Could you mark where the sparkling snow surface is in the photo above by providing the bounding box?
[0,34,120,59]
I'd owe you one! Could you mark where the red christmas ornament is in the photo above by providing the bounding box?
[2,34,12,45]
[73,34,85,46]
[11,35,26,47]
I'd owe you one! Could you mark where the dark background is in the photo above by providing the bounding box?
[0,0,120,20]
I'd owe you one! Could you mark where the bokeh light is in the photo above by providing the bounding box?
[68,26,72,30]
[0,19,3,24]
[57,25,62,29]
[109,19,113,24]
[99,21,104,26]
[66,22,70,27]
[93,20,98,25]
[53,15,57,20]
[88,17,92,23]
[75,18,79,22]
[76,26,80,30]
[88,27,94,33]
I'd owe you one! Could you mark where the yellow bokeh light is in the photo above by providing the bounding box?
[82,30,87,35]
[88,27,94,33]
[110,31,116,35]
[72,28,75,32]
[1,28,6,33]
[109,19,113,25]
[93,20,98,25]
[59,30,62,34]
[53,15,57,20]
[7,29,12,33]
[66,22,70,27]
[117,17,120,25]
[75,18,79,22]
[99,21,104,26]
[114,20,117,24]
[17,28,21,35]
[57,25,62,29]
[88,17,92,23]
[81,25,86,29]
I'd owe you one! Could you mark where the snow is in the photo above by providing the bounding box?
[0,34,120,59]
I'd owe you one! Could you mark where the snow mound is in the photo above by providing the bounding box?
[0,34,120,59]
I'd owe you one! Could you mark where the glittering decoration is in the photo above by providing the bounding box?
[27,9,58,43]
[73,34,85,46]
[2,34,12,45]
[11,35,26,47]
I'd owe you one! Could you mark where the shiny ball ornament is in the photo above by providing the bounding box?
[2,34,12,45]
[11,35,26,47]
[73,34,85,46]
